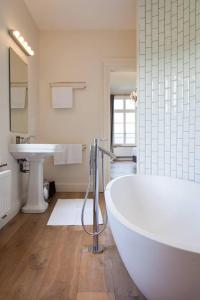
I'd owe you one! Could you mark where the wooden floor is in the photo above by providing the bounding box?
[0,193,145,300]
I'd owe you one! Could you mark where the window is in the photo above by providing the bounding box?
[113,96,136,145]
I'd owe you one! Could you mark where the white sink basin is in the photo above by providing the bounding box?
[9,144,57,161]
[9,144,58,214]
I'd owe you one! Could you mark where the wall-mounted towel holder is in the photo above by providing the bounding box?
[49,82,86,89]
[0,163,8,168]
[11,82,28,88]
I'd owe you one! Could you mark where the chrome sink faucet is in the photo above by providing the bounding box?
[16,135,35,144]
[23,136,35,144]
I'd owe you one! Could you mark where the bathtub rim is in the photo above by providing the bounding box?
[0,170,11,177]
[105,174,200,255]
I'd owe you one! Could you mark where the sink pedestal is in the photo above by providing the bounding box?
[9,144,58,214]
[22,159,48,213]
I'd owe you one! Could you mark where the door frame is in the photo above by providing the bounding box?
[103,58,136,182]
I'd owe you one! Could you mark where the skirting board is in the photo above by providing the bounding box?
[55,182,104,192]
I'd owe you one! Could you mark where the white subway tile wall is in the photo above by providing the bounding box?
[138,0,200,182]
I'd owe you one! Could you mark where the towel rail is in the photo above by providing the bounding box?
[0,163,7,168]
[11,82,28,88]
[49,82,86,89]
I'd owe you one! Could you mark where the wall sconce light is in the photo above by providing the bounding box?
[9,30,34,56]
[130,89,137,103]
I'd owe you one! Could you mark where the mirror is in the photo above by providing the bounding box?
[9,48,28,133]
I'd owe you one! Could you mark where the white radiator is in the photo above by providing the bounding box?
[0,170,11,218]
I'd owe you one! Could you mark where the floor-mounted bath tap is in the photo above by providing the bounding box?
[81,138,116,254]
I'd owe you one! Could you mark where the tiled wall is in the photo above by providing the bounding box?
[138,0,200,182]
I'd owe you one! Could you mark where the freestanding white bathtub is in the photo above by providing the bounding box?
[105,174,200,300]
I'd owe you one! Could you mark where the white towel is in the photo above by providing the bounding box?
[54,144,82,165]
[11,87,26,109]
[52,87,73,108]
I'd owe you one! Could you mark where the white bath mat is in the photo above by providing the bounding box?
[47,199,103,226]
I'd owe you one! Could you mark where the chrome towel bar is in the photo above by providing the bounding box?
[0,163,7,168]
[49,82,86,89]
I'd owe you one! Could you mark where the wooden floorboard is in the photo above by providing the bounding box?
[0,193,145,300]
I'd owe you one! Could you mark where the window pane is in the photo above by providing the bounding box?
[114,123,124,133]
[114,99,124,110]
[125,99,135,110]
[126,112,135,122]
[114,133,124,144]
[125,134,135,144]
[112,96,136,145]
[114,112,124,123]
[126,123,135,133]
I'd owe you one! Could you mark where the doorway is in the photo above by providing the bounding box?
[103,58,136,182]
[109,71,137,179]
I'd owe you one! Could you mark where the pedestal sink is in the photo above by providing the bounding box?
[9,144,57,213]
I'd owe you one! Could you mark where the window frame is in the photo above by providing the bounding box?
[112,95,137,147]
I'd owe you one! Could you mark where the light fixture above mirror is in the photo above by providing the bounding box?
[9,30,34,56]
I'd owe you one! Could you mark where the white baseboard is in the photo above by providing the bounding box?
[0,202,21,230]
[55,182,89,192]
[55,182,104,193]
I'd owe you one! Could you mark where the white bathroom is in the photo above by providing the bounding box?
[0,0,200,299]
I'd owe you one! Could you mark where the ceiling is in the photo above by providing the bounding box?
[24,0,136,30]
[110,71,136,94]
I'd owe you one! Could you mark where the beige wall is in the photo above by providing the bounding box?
[39,30,136,191]
[0,0,39,227]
